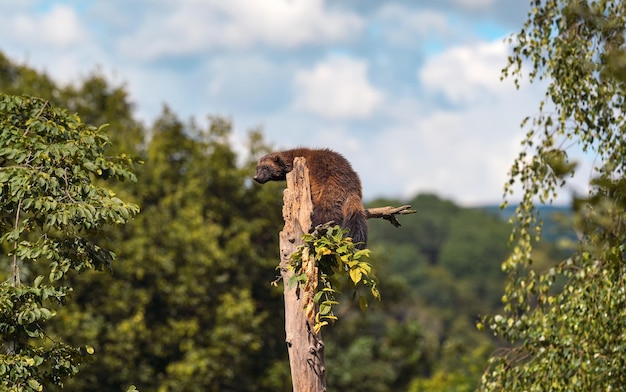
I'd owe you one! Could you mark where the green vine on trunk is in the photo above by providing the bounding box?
[288,224,380,333]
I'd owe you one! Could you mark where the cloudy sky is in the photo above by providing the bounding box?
[1,0,577,206]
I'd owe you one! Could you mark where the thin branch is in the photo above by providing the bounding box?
[23,100,47,137]
[63,168,77,203]
[365,204,416,227]
[13,198,22,287]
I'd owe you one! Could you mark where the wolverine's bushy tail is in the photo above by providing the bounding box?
[342,195,368,249]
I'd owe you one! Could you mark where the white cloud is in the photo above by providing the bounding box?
[10,5,87,48]
[418,39,509,105]
[120,0,363,60]
[376,5,451,46]
[293,56,383,120]
[450,0,496,8]
[0,3,105,86]
[353,39,545,205]
[357,100,526,205]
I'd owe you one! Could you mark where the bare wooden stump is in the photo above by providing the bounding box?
[279,157,326,392]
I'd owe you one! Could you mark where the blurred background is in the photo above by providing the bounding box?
[0,1,577,391]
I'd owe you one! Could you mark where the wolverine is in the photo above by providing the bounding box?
[254,148,368,248]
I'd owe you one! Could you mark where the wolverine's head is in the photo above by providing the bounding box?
[253,153,293,184]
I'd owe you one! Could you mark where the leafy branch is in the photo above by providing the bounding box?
[0,94,139,390]
[288,223,380,333]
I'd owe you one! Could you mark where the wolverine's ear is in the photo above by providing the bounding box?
[274,155,290,170]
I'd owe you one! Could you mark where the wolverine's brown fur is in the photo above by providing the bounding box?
[254,148,368,248]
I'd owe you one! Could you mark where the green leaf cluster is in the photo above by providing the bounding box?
[290,224,379,333]
[0,93,138,390]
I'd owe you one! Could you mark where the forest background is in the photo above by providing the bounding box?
[0,50,574,391]
[5,0,626,390]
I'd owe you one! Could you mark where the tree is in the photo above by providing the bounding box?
[481,1,626,390]
[55,108,289,391]
[0,94,139,390]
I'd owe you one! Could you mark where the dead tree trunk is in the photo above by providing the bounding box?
[277,157,415,391]
[279,157,326,392]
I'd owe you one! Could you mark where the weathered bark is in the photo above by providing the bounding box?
[280,157,326,392]
[365,204,416,227]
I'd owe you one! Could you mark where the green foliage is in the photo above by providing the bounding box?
[0,94,138,390]
[325,304,434,392]
[51,108,286,391]
[409,321,493,392]
[290,224,379,333]
[1,48,586,392]
[481,1,626,390]
[321,193,518,391]
[369,194,512,316]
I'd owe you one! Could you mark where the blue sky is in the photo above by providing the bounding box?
[0,0,589,205]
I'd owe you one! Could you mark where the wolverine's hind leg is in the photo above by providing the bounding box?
[311,205,343,229]
[341,194,368,249]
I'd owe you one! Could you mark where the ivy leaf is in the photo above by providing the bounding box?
[319,303,332,316]
[349,268,362,284]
